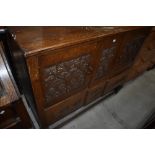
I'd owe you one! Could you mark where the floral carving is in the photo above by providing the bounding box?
[96,46,116,79]
[42,55,91,105]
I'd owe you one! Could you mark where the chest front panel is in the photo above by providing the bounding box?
[119,36,145,66]
[24,27,151,127]
[95,46,116,79]
[36,41,98,107]
[90,34,123,85]
[42,54,90,106]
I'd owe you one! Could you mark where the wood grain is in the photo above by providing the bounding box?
[6,26,151,127]
[126,27,155,81]
[9,26,146,57]
[0,42,19,107]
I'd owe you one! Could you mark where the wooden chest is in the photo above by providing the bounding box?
[6,26,151,127]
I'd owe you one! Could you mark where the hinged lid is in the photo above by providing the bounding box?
[8,26,147,57]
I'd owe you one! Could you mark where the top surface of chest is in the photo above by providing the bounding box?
[8,26,145,57]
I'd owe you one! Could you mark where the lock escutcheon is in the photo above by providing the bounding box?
[112,39,117,43]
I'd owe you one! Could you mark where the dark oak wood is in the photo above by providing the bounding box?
[104,69,129,94]
[4,29,41,126]
[126,27,155,81]
[45,90,86,125]
[86,81,106,104]
[0,99,32,129]
[7,26,151,127]
[0,37,32,129]
[14,98,32,129]
[0,42,19,107]
[9,27,147,57]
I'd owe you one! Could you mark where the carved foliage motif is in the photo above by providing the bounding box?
[96,46,116,79]
[43,55,91,105]
[119,36,145,65]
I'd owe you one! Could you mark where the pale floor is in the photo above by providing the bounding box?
[57,68,155,129]
[28,68,155,128]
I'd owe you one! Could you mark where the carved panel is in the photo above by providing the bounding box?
[42,54,91,106]
[118,36,145,66]
[96,46,116,79]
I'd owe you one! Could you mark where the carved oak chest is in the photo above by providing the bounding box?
[6,26,151,127]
